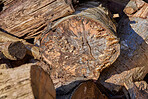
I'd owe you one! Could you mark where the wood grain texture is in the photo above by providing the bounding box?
[0,0,75,39]
[40,1,120,88]
[0,63,56,99]
[99,16,148,92]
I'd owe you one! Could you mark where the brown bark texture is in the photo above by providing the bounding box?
[98,16,148,92]
[0,31,41,59]
[0,63,56,99]
[0,0,75,39]
[0,41,26,60]
[40,1,120,88]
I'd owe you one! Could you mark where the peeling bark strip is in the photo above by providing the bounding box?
[99,17,148,92]
[0,63,56,99]
[0,0,75,39]
[0,41,26,60]
[40,1,120,88]
[0,31,40,59]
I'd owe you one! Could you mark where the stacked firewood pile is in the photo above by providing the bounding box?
[0,0,147,99]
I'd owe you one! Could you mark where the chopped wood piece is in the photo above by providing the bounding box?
[0,0,75,39]
[99,16,148,92]
[124,80,148,99]
[0,41,26,60]
[40,1,120,88]
[0,31,41,59]
[124,0,138,15]
[124,0,148,18]
[113,14,119,18]
[0,63,56,99]
[71,80,108,99]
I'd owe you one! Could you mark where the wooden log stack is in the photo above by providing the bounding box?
[0,0,147,98]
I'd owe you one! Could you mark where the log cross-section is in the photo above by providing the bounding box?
[0,63,56,99]
[40,1,120,88]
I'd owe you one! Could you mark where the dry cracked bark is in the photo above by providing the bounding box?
[0,0,75,39]
[40,1,120,88]
[0,63,56,99]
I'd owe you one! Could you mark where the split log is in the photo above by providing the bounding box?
[0,63,56,99]
[0,41,26,60]
[40,1,120,88]
[0,31,40,59]
[98,16,148,92]
[0,0,75,39]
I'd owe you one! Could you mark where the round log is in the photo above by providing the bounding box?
[0,41,26,60]
[40,1,120,88]
[0,63,56,99]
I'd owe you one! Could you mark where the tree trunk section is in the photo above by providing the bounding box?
[98,16,148,92]
[0,63,56,99]
[0,0,75,39]
[40,1,120,88]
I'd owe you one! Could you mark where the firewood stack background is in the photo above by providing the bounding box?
[0,0,147,99]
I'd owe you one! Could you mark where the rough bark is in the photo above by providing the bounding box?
[98,16,148,92]
[0,31,40,59]
[0,0,75,39]
[0,63,56,99]
[40,1,120,88]
[0,41,26,60]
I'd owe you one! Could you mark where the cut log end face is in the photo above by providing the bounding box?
[8,41,26,59]
[40,16,120,87]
